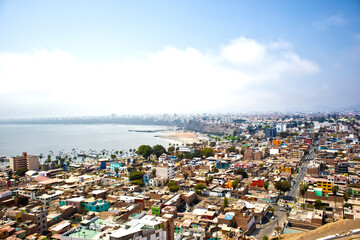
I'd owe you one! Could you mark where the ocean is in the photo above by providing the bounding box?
[0,124,177,157]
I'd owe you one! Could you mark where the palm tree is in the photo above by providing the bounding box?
[332,185,339,211]
[299,182,309,209]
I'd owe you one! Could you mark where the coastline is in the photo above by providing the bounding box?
[155,131,202,144]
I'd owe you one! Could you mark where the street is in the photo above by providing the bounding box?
[252,205,287,240]
[253,149,313,239]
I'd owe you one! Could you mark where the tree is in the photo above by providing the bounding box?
[205,176,213,186]
[233,178,240,190]
[234,168,248,178]
[194,184,206,190]
[226,146,237,153]
[168,146,175,153]
[129,171,144,181]
[275,180,291,194]
[201,147,214,158]
[332,185,339,211]
[169,185,180,192]
[152,145,167,158]
[137,145,153,160]
[152,168,156,175]
[183,172,189,180]
[299,183,309,209]
[114,167,119,175]
[167,181,176,187]
[314,200,323,209]
[132,179,145,186]
[15,168,28,177]
[110,154,116,160]
[262,236,269,240]
[264,181,269,192]
[223,197,228,209]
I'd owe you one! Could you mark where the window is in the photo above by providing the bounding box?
[156,233,160,237]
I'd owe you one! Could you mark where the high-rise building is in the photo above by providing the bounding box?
[9,152,39,171]
[265,128,277,138]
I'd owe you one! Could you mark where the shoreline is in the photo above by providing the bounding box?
[155,131,202,144]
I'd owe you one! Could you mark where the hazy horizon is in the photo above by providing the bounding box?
[1,1,360,118]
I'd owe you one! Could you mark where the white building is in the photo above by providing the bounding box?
[156,162,175,179]
[38,190,64,205]
[276,123,287,132]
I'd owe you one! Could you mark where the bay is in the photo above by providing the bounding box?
[0,124,177,157]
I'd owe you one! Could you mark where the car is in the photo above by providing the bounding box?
[271,216,276,220]
[280,208,286,212]
[272,232,276,236]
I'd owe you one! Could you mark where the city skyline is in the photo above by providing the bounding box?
[1,1,360,118]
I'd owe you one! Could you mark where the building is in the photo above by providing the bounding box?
[108,214,173,240]
[291,150,304,159]
[9,152,39,171]
[156,162,175,179]
[21,207,48,234]
[110,162,122,172]
[82,198,110,212]
[335,162,349,174]
[149,177,166,187]
[265,128,277,138]
[276,123,287,132]
[38,190,64,205]
[279,165,294,174]
[315,179,333,195]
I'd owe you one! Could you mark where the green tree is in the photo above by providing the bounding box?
[152,145,167,158]
[299,182,309,209]
[15,168,28,177]
[314,200,323,209]
[264,181,269,192]
[194,184,206,190]
[168,146,175,153]
[137,145,153,160]
[201,147,214,158]
[110,154,116,160]
[167,181,176,187]
[234,168,248,178]
[223,197,228,209]
[332,185,339,210]
[275,180,291,194]
[262,236,269,240]
[183,172,189,180]
[114,167,119,175]
[169,185,180,192]
[132,179,145,186]
[233,178,240,190]
[205,176,213,186]
[226,146,237,153]
[129,171,144,181]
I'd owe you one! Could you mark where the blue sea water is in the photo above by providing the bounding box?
[0,124,176,157]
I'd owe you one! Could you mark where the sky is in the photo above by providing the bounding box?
[0,0,360,118]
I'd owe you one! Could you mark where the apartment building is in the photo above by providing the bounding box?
[9,152,39,171]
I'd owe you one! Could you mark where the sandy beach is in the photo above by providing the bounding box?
[157,131,201,144]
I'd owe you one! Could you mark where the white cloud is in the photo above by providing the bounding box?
[315,13,346,29]
[0,37,319,117]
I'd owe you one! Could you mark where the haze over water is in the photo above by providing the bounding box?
[0,124,175,157]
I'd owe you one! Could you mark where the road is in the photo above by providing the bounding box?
[252,205,287,240]
[253,149,314,239]
[287,150,312,198]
